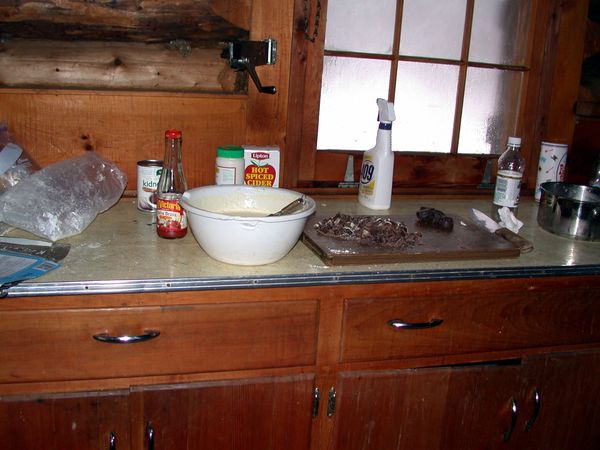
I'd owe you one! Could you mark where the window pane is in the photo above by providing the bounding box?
[400,0,467,60]
[325,0,397,54]
[469,0,532,65]
[393,62,459,153]
[458,67,523,154]
[317,56,390,150]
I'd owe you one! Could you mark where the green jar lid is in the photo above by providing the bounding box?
[217,146,244,158]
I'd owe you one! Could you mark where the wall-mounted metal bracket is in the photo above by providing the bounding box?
[221,38,277,94]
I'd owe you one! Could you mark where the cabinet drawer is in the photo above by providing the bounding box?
[0,300,318,383]
[341,288,600,363]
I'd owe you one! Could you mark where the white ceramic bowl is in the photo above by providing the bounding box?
[180,185,316,265]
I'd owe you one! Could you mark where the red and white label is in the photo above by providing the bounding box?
[156,197,187,234]
[243,146,280,187]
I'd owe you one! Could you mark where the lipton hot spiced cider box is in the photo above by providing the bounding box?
[243,145,280,187]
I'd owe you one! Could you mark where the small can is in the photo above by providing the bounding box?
[137,160,163,211]
[535,142,568,202]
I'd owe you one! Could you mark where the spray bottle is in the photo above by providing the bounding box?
[358,98,396,210]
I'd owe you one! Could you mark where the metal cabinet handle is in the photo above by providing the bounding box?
[327,387,336,418]
[93,330,160,344]
[146,423,155,450]
[387,318,443,329]
[524,388,541,432]
[312,387,320,418]
[502,397,519,442]
[109,432,116,450]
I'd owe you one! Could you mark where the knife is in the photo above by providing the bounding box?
[0,236,71,262]
[469,208,534,253]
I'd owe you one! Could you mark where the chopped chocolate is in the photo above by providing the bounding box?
[314,213,422,248]
[416,207,454,231]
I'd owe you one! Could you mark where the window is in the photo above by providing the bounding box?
[292,0,549,190]
[319,0,532,155]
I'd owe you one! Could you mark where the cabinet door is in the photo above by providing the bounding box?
[514,351,600,450]
[0,390,130,450]
[331,361,532,450]
[131,374,314,450]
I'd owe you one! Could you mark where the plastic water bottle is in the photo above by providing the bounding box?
[492,136,525,221]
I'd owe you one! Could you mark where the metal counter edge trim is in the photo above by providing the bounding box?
[4,265,600,298]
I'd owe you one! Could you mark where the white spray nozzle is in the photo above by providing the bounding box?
[376,98,396,124]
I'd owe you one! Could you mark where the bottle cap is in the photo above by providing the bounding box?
[165,130,182,139]
[508,136,521,146]
[217,146,244,158]
[0,143,23,175]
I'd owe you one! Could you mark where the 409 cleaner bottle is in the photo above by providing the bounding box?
[358,98,396,210]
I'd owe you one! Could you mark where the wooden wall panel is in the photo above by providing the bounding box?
[0,40,237,92]
[0,90,247,190]
[543,0,589,143]
[0,0,250,42]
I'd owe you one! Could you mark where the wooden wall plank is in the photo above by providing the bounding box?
[0,90,247,190]
[0,0,249,42]
[0,39,238,92]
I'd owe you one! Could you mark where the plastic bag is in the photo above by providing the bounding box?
[0,152,127,241]
[0,122,40,235]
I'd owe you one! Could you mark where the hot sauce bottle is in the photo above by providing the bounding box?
[156,130,188,239]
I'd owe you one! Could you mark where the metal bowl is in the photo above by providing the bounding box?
[537,182,600,241]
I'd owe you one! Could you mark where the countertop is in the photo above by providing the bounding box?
[4,196,600,297]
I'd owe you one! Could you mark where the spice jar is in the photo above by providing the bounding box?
[215,145,245,185]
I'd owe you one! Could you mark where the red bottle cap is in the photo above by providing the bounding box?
[165,130,182,139]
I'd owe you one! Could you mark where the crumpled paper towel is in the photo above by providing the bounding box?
[498,207,523,233]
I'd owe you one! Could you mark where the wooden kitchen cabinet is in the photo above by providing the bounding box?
[330,350,600,450]
[0,295,320,450]
[0,300,319,384]
[340,286,600,363]
[1,389,130,450]
[1,376,316,450]
[330,361,530,450]
[130,375,315,450]
[1,276,599,450]
[324,279,600,450]
[513,350,600,450]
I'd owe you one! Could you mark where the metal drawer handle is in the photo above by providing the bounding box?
[109,432,116,450]
[146,422,155,450]
[387,318,443,330]
[93,330,160,344]
[524,388,541,432]
[502,397,519,442]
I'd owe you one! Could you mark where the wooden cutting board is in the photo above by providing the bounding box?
[302,214,520,265]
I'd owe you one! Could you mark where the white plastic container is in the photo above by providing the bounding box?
[216,146,245,185]
[358,98,396,210]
